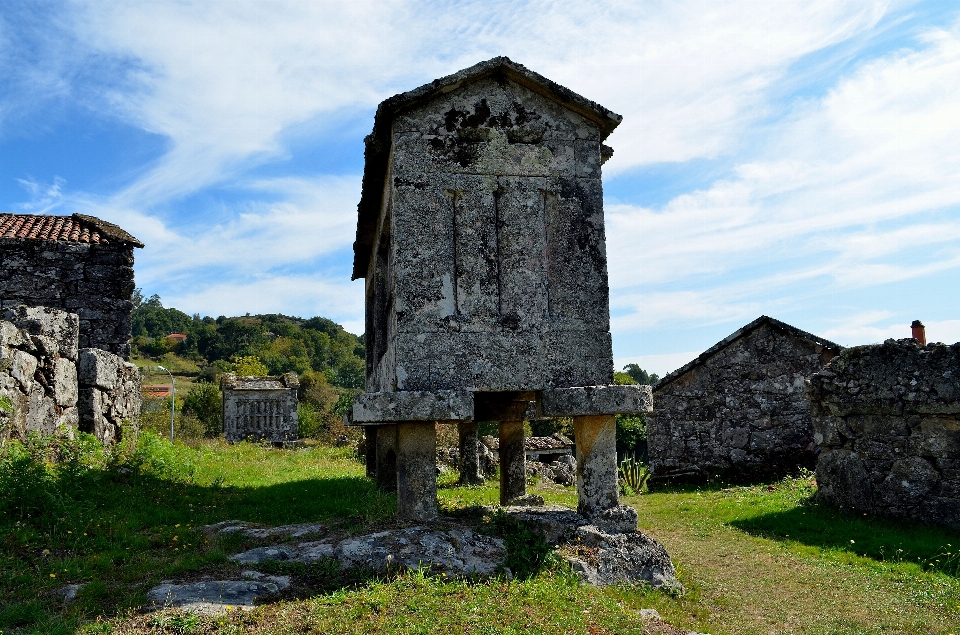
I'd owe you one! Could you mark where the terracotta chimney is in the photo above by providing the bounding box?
[911,320,926,345]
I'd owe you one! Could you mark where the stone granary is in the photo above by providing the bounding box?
[647,316,842,487]
[0,213,143,359]
[221,373,299,443]
[808,337,960,529]
[345,57,652,521]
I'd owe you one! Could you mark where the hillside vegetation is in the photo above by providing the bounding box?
[129,292,365,441]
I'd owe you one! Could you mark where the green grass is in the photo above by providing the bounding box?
[1,435,958,634]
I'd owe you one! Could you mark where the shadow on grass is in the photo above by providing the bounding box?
[0,464,396,633]
[729,501,960,577]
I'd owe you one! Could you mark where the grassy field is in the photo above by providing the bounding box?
[1,434,957,634]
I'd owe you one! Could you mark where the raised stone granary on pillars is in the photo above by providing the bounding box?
[221,373,299,444]
[346,57,652,521]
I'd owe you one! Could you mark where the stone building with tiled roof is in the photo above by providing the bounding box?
[647,316,842,487]
[0,213,143,358]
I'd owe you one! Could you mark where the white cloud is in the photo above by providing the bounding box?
[13,176,65,212]
[823,317,960,346]
[163,274,365,335]
[606,18,960,335]
[51,0,894,207]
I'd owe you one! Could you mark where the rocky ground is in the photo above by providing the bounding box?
[137,504,683,624]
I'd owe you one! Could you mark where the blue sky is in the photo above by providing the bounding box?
[2,1,959,376]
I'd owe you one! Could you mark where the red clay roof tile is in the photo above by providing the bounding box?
[0,213,143,247]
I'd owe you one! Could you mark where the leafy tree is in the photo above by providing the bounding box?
[130,294,365,390]
[613,371,637,385]
[616,414,647,452]
[622,363,660,385]
[233,356,268,377]
[182,382,222,437]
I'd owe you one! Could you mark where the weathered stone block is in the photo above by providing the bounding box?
[351,390,473,423]
[2,305,79,361]
[77,348,122,390]
[542,384,652,417]
[54,357,78,407]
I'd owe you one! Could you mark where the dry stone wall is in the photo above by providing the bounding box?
[77,348,141,445]
[648,319,838,486]
[0,233,137,358]
[0,306,80,438]
[0,306,140,444]
[808,338,960,529]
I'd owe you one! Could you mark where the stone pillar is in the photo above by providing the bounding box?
[458,421,483,485]
[365,425,378,479]
[396,421,438,521]
[574,415,619,517]
[499,420,526,505]
[375,424,398,492]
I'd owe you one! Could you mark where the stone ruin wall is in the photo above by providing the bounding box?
[0,237,136,359]
[808,339,960,529]
[648,322,831,486]
[0,306,140,445]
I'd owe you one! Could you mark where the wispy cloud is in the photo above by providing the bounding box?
[607,17,960,338]
[3,0,955,352]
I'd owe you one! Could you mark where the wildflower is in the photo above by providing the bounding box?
[850,540,855,544]
[50,573,56,578]
[41,549,50,557]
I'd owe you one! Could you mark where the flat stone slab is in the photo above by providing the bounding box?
[229,526,506,578]
[146,572,290,615]
[204,520,325,540]
[541,385,653,417]
[349,390,475,423]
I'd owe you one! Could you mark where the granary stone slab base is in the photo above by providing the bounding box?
[146,572,291,615]
[227,526,507,579]
[542,384,653,417]
[350,390,474,423]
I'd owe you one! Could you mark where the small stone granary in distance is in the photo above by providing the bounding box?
[647,316,842,487]
[0,213,143,359]
[221,373,299,443]
[346,57,652,521]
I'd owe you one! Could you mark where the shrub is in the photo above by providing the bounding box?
[233,355,268,377]
[182,381,222,437]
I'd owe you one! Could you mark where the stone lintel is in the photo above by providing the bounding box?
[541,385,653,417]
[350,390,474,423]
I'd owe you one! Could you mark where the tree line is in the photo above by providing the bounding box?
[131,290,365,389]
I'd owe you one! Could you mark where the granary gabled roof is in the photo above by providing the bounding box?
[0,212,144,248]
[351,56,623,279]
[654,315,843,390]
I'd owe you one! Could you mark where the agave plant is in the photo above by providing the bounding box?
[618,457,650,495]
